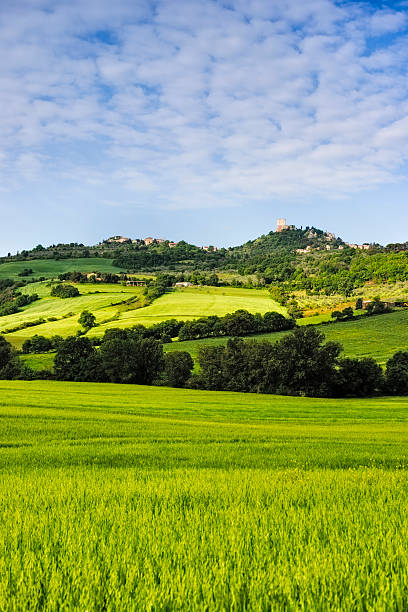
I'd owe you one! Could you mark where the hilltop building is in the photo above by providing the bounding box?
[106,235,131,244]
[143,237,174,246]
[276,218,295,232]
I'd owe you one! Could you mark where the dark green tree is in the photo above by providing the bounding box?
[78,310,96,331]
[164,351,194,387]
[99,337,164,384]
[51,284,80,298]
[335,357,384,396]
[385,351,408,395]
[0,336,13,369]
[54,336,103,381]
[269,327,342,396]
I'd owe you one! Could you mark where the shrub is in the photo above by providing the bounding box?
[78,310,96,330]
[51,284,80,298]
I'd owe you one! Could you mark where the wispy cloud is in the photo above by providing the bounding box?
[1,0,408,211]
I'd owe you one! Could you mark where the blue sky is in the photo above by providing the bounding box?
[1,0,408,254]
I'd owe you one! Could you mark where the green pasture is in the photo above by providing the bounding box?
[20,352,55,371]
[0,257,126,280]
[88,286,284,335]
[2,285,283,348]
[1,381,408,609]
[0,283,144,348]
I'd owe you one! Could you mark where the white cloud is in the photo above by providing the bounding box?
[1,0,408,211]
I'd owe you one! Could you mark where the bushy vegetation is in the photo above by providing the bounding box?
[51,283,80,298]
[0,278,39,317]
[178,309,294,341]
[191,328,384,397]
[22,334,63,354]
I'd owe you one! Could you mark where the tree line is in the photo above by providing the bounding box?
[3,326,408,397]
[21,309,295,352]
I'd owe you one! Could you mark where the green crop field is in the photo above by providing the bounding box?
[2,285,283,348]
[88,285,284,334]
[1,380,408,609]
[0,282,145,348]
[0,257,127,280]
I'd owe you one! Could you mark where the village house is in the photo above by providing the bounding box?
[175,281,193,287]
[107,235,131,244]
[362,300,394,310]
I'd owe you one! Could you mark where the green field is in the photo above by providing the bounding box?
[0,257,127,280]
[1,380,408,609]
[2,285,283,348]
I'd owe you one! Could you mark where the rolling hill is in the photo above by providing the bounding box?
[3,283,284,348]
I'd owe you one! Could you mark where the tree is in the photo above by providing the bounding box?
[222,310,257,336]
[54,336,103,381]
[78,310,96,331]
[268,286,288,305]
[269,327,342,396]
[287,299,303,319]
[195,345,226,390]
[331,307,354,322]
[22,335,53,353]
[51,284,80,298]
[0,336,13,369]
[263,311,295,332]
[164,351,194,387]
[365,296,386,315]
[99,336,164,384]
[335,357,384,397]
[385,351,408,395]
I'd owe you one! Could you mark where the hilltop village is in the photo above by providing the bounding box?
[104,235,217,252]
[103,219,372,256]
[276,218,371,253]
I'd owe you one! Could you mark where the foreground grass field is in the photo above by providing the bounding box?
[1,380,408,609]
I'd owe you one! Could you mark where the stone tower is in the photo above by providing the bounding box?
[276,218,288,232]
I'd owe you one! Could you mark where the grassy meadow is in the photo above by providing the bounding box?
[2,284,283,348]
[1,380,408,609]
[0,257,126,280]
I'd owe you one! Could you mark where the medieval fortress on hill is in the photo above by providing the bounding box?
[103,221,370,253]
[276,218,370,252]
